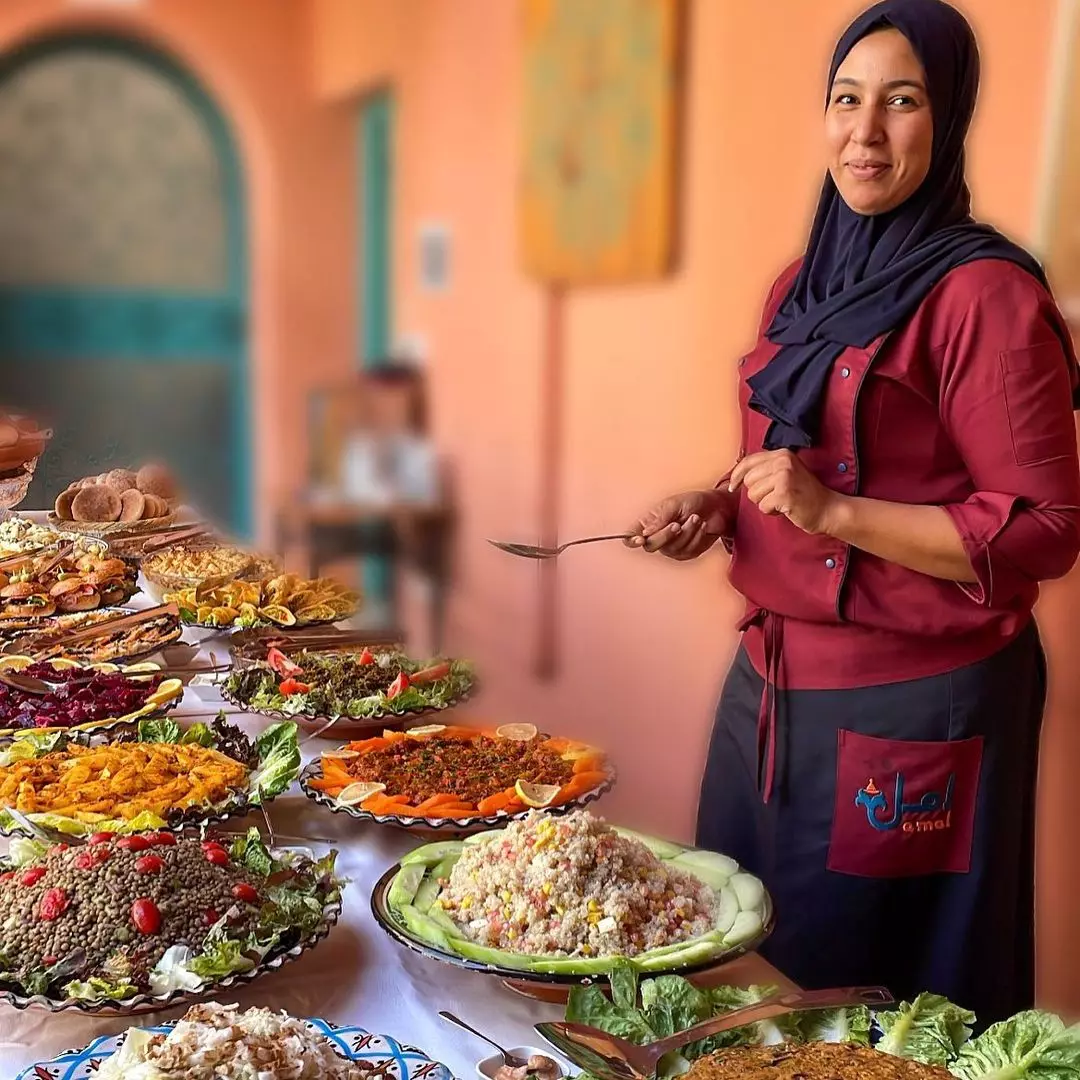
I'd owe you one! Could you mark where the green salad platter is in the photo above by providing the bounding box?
[371,824,774,985]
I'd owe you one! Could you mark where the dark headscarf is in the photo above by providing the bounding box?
[748,0,1051,450]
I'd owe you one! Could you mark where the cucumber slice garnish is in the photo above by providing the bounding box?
[400,840,466,867]
[714,885,739,934]
[387,863,427,908]
[612,827,687,860]
[723,910,764,947]
[413,876,442,914]
[729,872,765,912]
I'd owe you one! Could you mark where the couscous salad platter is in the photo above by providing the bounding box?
[371,810,772,984]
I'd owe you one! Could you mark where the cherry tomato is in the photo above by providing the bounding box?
[73,852,96,871]
[203,908,220,926]
[204,847,230,867]
[19,868,46,887]
[200,840,225,853]
[231,882,259,904]
[131,898,161,935]
[49,843,69,855]
[39,888,69,921]
[93,847,111,864]
[116,836,151,852]
[148,832,176,847]
[1,871,16,884]
[88,832,114,846]
[135,855,164,875]
[42,955,57,966]
[358,647,375,665]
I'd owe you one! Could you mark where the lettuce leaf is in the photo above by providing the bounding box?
[137,718,181,744]
[0,730,65,765]
[799,1006,872,1046]
[875,993,975,1066]
[64,975,139,1002]
[6,836,46,867]
[950,1011,1080,1080]
[247,721,300,802]
[230,828,273,877]
[186,936,257,980]
[180,722,215,747]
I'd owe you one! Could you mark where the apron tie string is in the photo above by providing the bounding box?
[737,607,784,804]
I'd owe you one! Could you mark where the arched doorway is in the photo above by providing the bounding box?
[0,34,249,534]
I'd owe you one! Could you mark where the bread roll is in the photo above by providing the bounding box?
[71,485,122,523]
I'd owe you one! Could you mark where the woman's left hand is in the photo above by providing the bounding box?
[728,450,843,536]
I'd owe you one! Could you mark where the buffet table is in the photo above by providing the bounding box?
[0,583,793,1078]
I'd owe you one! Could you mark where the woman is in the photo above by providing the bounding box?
[629,0,1080,1023]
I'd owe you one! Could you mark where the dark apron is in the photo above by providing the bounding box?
[696,621,1045,1027]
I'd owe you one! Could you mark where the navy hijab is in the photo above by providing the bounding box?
[749,0,1050,450]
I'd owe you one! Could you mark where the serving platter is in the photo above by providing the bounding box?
[0,655,184,738]
[0,606,184,665]
[0,835,343,1015]
[16,1019,452,1079]
[301,760,615,834]
[370,858,774,994]
[2,895,342,1015]
[0,718,301,838]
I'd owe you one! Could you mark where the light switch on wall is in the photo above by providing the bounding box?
[418,223,451,292]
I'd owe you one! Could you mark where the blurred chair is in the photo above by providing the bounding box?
[277,364,454,650]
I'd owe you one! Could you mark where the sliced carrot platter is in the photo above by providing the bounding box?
[302,722,613,822]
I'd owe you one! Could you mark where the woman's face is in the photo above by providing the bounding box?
[826,27,934,216]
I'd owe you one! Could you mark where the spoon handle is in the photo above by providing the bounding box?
[564,534,634,549]
[439,1011,519,1063]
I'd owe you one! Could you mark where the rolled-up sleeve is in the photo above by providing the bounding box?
[939,272,1080,606]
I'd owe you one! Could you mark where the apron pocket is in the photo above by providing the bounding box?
[826,729,983,878]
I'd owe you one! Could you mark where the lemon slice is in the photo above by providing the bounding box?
[497,723,539,742]
[515,780,561,808]
[146,678,184,705]
[406,724,447,738]
[336,781,386,806]
[322,749,361,760]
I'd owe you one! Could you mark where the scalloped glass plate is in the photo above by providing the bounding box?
[15,1015,451,1079]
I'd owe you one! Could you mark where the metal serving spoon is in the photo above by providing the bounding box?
[439,1011,529,1069]
[535,986,893,1080]
[487,534,634,560]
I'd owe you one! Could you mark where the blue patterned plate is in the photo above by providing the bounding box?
[16,1018,455,1080]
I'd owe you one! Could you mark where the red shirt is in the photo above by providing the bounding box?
[729,258,1080,690]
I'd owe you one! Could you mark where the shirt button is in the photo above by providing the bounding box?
[825,557,837,569]
[837,462,848,473]
[840,367,851,378]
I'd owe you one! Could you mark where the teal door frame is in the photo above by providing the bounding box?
[0,33,251,536]
[357,90,395,603]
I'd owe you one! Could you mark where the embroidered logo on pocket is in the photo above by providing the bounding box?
[827,730,983,879]
[854,774,955,834]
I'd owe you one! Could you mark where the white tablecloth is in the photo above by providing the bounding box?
[0,611,789,1077]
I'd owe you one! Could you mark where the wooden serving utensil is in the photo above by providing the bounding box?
[42,602,180,650]
[0,545,51,571]
[140,524,214,554]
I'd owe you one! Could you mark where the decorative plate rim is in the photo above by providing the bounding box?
[370,862,774,985]
[16,1016,453,1079]
[299,760,616,831]
[0,894,342,1014]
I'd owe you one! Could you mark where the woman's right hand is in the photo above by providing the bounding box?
[625,489,734,560]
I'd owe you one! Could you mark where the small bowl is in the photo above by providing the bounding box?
[476,1048,568,1080]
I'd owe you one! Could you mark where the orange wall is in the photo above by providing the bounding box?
[0,0,355,542]
[316,0,1080,1007]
